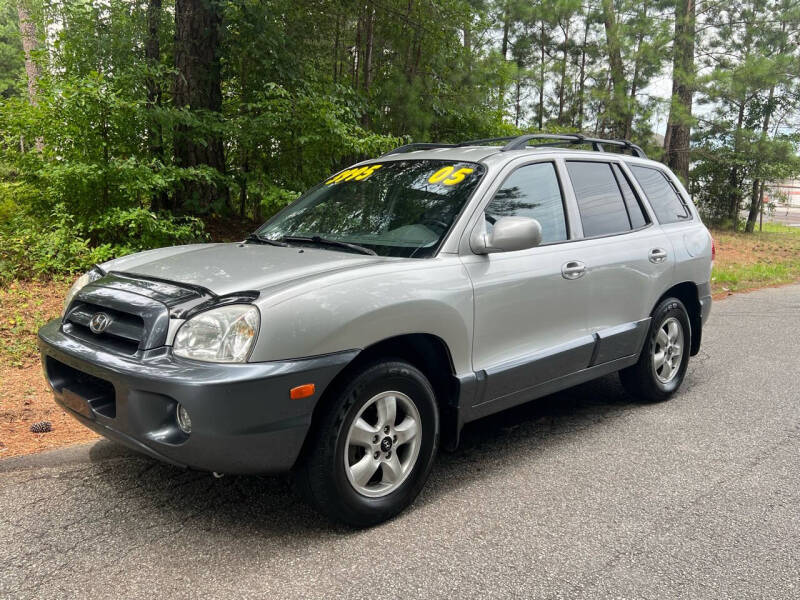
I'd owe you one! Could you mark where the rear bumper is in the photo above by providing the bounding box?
[38,319,357,474]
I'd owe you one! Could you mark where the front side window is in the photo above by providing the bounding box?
[629,165,691,224]
[566,161,632,237]
[257,160,485,258]
[484,162,568,244]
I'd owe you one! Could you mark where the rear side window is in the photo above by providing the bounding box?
[629,165,691,224]
[485,162,568,244]
[612,164,647,229]
[566,161,631,237]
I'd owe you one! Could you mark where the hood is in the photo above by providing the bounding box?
[101,243,386,296]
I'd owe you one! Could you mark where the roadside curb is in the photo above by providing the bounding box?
[0,440,138,474]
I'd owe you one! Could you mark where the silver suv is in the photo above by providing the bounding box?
[38,134,713,526]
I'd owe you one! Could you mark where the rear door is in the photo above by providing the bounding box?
[627,163,711,290]
[561,159,674,364]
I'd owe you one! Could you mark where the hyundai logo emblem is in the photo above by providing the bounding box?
[89,312,113,334]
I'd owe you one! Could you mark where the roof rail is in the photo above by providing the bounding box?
[499,133,647,158]
[381,134,648,159]
[380,143,458,157]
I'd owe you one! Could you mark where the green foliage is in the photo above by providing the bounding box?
[0,0,24,98]
[691,0,800,228]
[1,0,800,281]
[0,201,206,281]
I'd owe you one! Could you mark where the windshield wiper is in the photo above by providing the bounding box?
[245,233,288,247]
[281,235,377,256]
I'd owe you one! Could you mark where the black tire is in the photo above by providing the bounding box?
[620,297,691,403]
[291,359,439,527]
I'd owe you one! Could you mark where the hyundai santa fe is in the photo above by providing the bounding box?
[38,133,713,527]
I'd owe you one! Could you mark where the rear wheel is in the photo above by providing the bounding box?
[292,359,439,527]
[620,297,691,402]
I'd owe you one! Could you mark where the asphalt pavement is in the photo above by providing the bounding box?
[2,284,799,599]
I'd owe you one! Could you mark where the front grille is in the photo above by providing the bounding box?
[62,273,201,355]
[64,302,145,355]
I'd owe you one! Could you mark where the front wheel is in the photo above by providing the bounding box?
[620,297,691,403]
[292,360,439,527]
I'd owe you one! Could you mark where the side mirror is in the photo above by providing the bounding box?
[471,216,543,254]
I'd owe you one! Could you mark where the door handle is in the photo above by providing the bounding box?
[561,260,586,280]
[649,248,668,264]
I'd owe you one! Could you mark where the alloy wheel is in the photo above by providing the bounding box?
[344,390,421,498]
[652,316,684,384]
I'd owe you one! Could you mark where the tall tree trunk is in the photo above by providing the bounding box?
[17,2,38,106]
[498,5,510,114]
[352,6,363,89]
[362,3,374,92]
[17,2,43,151]
[577,20,588,131]
[727,98,746,227]
[514,57,523,127]
[173,0,226,212]
[626,2,648,140]
[600,0,627,138]
[664,0,695,185]
[333,12,341,83]
[558,21,569,124]
[360,3,374,127]
[538,21,545,130]
[238,153,249,218]
[146,0,169,211]
[501,7,509,59]
[745,84,776,232]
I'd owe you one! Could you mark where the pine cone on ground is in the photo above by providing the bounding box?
[30,421,52,434]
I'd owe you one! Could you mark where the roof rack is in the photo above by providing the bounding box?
[497,133,647,158]
[381,134,647,159]
[380,143,458,157]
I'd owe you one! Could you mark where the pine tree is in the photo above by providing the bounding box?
[174,0,227,211]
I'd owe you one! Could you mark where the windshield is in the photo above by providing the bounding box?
[255,159,485,258]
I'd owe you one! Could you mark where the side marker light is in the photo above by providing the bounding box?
[290,384,316,400]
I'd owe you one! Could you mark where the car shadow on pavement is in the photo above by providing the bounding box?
[90,374,641,536]
[419,374,637,505]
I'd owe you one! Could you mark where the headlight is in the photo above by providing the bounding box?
[173,305,260,363]
[63,269,102,315]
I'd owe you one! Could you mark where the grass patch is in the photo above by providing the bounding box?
[711,226,800,294]
[754,221,800,234]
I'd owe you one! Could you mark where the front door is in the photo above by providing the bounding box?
[461,160,593,414]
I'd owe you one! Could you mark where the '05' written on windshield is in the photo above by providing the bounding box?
[325,164,474,186]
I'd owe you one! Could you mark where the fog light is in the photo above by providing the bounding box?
[176,404,192,434]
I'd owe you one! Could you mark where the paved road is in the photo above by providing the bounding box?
[2,285,800,599]
[751,204,800,227]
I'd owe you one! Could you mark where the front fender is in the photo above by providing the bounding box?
[249,258,474,373]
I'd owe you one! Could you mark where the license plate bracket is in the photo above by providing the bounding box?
[61,387,94,420]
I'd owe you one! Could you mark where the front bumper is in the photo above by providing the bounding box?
[38,319,357,474]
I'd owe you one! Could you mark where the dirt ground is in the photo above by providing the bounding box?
[0,217,260,459]
[713,228,800,268]
[0,279,99,458]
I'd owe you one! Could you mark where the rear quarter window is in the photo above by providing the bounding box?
[629,165,691,224]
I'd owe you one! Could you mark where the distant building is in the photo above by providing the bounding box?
[765,178,800,207]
